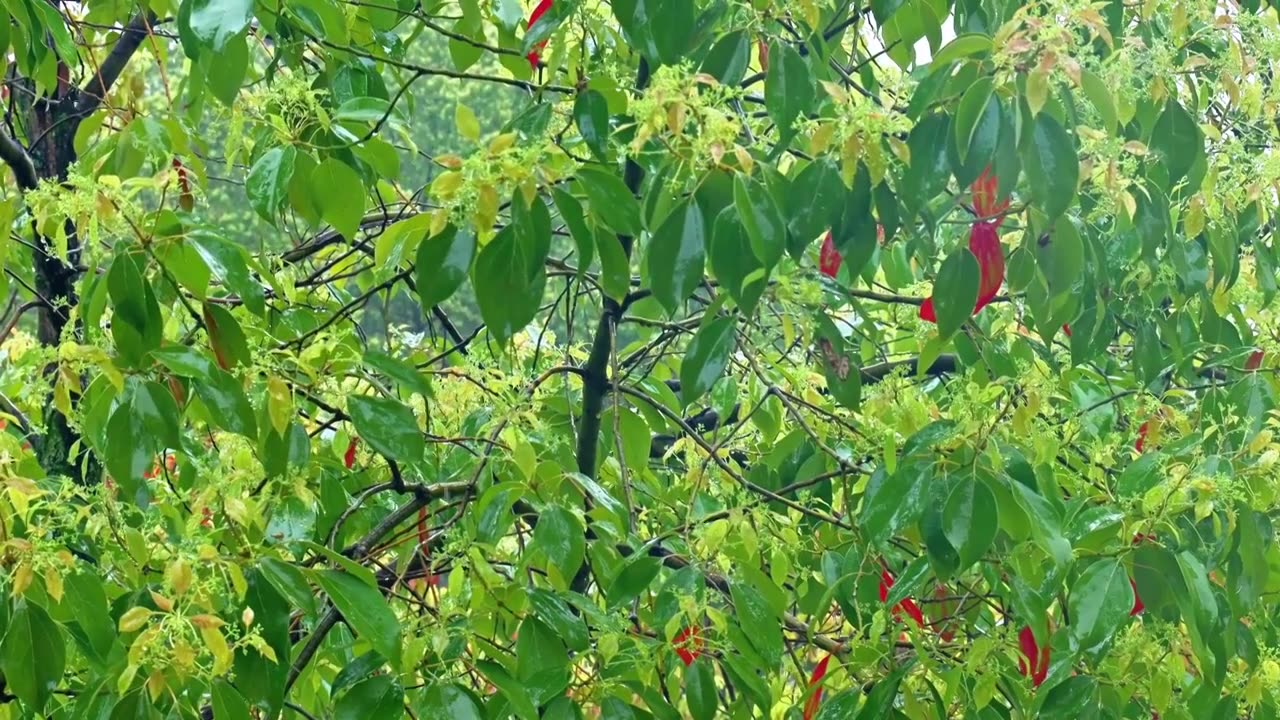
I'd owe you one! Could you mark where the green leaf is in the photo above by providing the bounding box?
[710,209,766,315]
[1079,70,1117,134]
[105,402,155,503]
[814,690,862,719]
[527,589,589,652]
[1024,112,1078,222]
[314,570,404,670]
[246,146,297,223]
[787,158,845,256]
[1067,558,1134,653]
[764,40,813,135]
[552,189,595,274]
[607,555,661,607]
[183,0,254,52]
[335,675,404,720]
[348,394,424,463]
[532,506,586,581]
[942,477,999,569]
[364,351,433,400]
[932,248,980,340]
[680,317,736,408]
[954,77,994,166]
[929,34,992,70]
[212,680,253,720]
[107,252,162,365]
[648,200,706,314]
[700,30,750,85]
[734,174,787,268]
[902,113,951,216]
[1036,215,1085,299]
[595,227,631,301]
[861,463,930,545]
[195,368,258,437]
[574,90,610,160]
[258,557,318,617]
[61,573,115,660]
[577,168,642,236]
[472,225,546,344]
[206,35,248,105]
[415,225,475,309]
[476,660,539,720]
[310,158,366,239]
[188,232,266,316]
[1150,99,1203,188]
[731,581,783,666]
[1,601,65,713]
[152,346,217,380]
[416,685,484,720]
[685,658,718,720]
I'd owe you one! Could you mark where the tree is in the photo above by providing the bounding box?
[0,0,1276,717]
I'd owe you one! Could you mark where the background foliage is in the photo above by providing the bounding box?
[0,0,1278,718]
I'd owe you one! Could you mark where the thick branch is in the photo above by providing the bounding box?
[0,129,37,191]
[76,12,159,118]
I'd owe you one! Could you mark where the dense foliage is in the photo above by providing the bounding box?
[0,0,1279,718]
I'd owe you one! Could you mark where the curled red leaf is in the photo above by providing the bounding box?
[1130,577,1144,616]
[1063,324,1072,337]
[757,39,769,72]
[525,0,553,68]
[819,232,841,278]
[673,626,704,666]
[1247,349,1265,371]
[1135,421,1150,453]
[1017,626,1050,687]
[971,166,1011,224]
[802,655,831,720]
[344,438,358,469]
[878,569,925,628]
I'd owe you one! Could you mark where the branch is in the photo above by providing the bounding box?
[76,11,159,118]
[0,129,37,191]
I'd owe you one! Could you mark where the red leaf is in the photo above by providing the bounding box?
[802,655,831,720]
[1246,349,1265,371]
[970,222,1005,313]
[673,626,704,666]
[1062,324,1072,337]
[1017,626,1050,687]
[757,39,769,72]
[1130,577,1144,616]
[1135,421,1150,453]
[919,298,936,322]
[1133,533,1154,546]
[878,569,925,628]
[900,598,926,628]
[344,438,358,469]
[525,0,553,68]
[819,232,842,278]
[971,166,1011,224]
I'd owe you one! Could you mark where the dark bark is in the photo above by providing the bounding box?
[0,15,156,483]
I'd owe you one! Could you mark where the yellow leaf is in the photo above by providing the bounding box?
[488,132,517,155]
[119,606,152,633]
[147,670,167,700]
[455,103,481,142]
[200,625,233,675]
[809,123,836,155]
[430,172,464,201]
[43,567,63,603]
[11,562,31,597]
[1185,195,1205,238]
[1026,67,1050,117]
[267,376,292,436]
[167,558,192,597]
[190,613,225,630]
